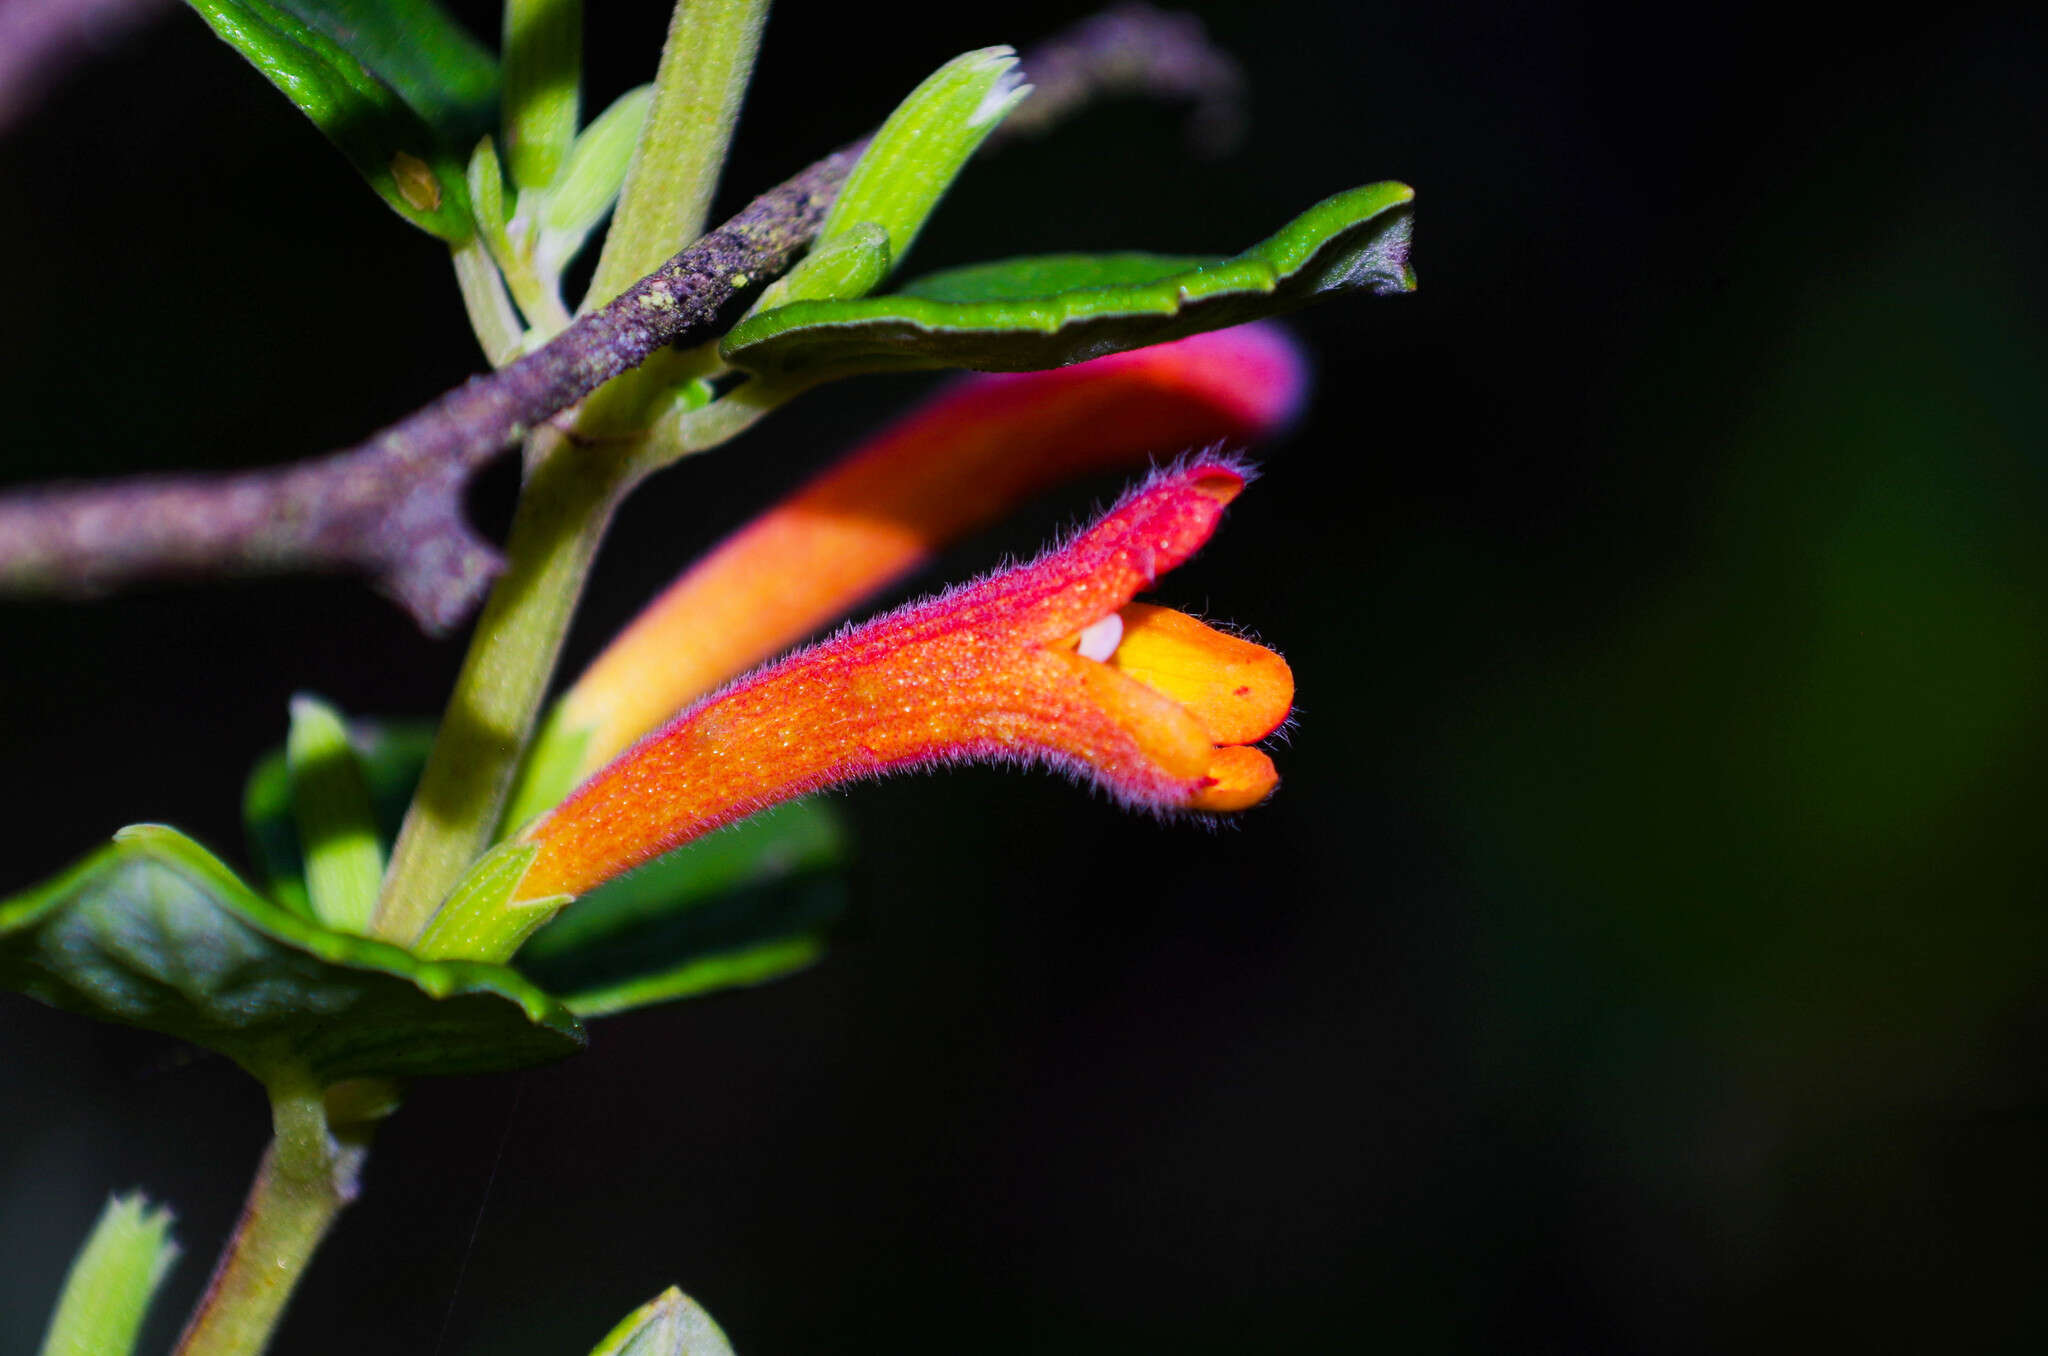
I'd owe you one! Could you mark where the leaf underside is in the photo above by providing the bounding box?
[720,180,1416,379]
[0,825,583,1084]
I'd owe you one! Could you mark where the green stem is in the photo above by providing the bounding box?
[583,0,771,310]
[451,237,525,367]
[372,434,638,943]
[637,375,805,472]
[371,0,783,946]
[171,1078,370,1356]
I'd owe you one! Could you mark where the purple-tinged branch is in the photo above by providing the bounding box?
[0,0,171,140]
[997,3,1245,149]
[0,148,859,632]
[0,7,1243,634]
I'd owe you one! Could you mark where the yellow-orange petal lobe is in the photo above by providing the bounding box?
[516,460,1276,903]
[557,324,1308,773]
[1107,604,1293,745]
[1190,745,1280,812]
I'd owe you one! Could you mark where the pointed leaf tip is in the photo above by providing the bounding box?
[819,45,1033,275]
[724,181,1415,380]
[588,1287,735,1356]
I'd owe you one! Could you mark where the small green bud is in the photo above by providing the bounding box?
[38,1195,180,1356]
[748,221,892,315]
[468,136,512,244]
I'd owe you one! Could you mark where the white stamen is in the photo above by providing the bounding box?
[1076,612,1124,663]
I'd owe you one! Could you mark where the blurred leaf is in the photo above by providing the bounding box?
[0,825,583,1082]
[468,134,512,249]
[244,719,433,916]
[186,0,497,239]
[519,800,848,1018]
[722,181,1415,379]
[285,695,383,934]
[538,84,654,272]
[37,1195,179,1356]
[819,46,1030,274]
[588,1286,735,1356]
[500,0,581,191]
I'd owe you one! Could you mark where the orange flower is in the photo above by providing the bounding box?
[516,460,1291,902]
[554,323,1306,777]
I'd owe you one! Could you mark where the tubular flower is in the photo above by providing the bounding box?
[555,322,1307,775]
[515,460,1292,903]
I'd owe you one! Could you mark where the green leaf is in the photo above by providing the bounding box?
[722,180,1416,380]
[187,0,498,239]
[589,1287,735,1356]
[501,0,582,191]
[0,825,584,1082]
[819,46,1030,274]
[285,695,384,934]
[244,719,433,916]
[538,84,655,272]
[37,1195,180,1356]
[519,800,849,1019]
[744,221,891,315]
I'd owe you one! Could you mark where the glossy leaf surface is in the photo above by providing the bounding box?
[0,826,584,1082]
[519,800,848,1018]
[187,0,497,238]
[722,181,1414,379]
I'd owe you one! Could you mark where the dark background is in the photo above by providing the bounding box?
[4,1,2046,1351]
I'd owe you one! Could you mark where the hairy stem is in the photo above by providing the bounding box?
[171,1078,369,1356]
[373,435,638,942]
[585,0,771,310]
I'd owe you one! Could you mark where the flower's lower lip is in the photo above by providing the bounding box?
[1191,745,1281,812]
[1101,604,1294,746]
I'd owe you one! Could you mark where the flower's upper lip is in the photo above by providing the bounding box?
[547,328,1303,784]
